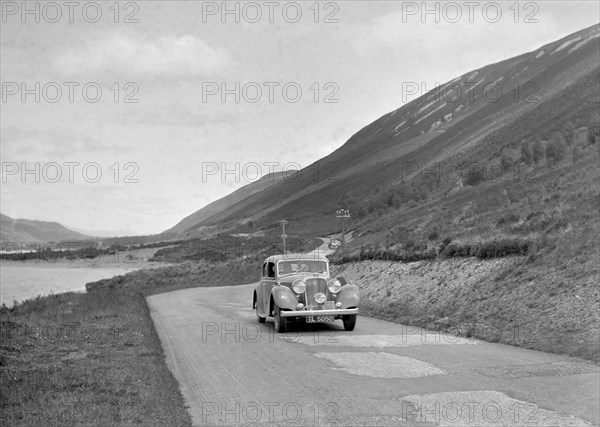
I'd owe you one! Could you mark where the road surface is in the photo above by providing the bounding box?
[148,282,599,426]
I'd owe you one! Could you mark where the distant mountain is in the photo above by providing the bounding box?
[170,24,600,236]
[167,171,287,234]
[0,214,91,244]
[66,226,139,238]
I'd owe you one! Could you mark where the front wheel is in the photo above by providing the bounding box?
[343,315,357,331]
[273,306,287,333]
[256,308,266,323]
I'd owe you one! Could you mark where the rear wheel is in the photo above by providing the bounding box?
[273,305,287,333]
[343,315,357,331]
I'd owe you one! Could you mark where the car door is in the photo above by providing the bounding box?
[256,263,267,316]
[261,261,276,316]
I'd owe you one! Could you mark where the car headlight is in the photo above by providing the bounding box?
[292,279,306,294]
[327,279,342,294]
[314,293,327,304]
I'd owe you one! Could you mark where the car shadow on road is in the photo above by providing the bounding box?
[267,319,347,333]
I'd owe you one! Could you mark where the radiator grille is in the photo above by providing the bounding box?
[305,278,327,308]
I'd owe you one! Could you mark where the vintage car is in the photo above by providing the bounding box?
[253,254,359,332]
[328,239,341,250]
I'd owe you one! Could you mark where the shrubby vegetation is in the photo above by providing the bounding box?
[330,236,531,265]
[150,234,321,263]
[518,118,598,167]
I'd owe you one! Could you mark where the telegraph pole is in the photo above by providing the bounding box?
[335,209,350,248]
[280,219,288,253]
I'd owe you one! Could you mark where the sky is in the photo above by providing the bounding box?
[1,1,599,235]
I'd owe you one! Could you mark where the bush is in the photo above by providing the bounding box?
[331,237,532,264]
[428,229,439,241]
[463,166,486,186]
[588,119,599,145]
[438,237,452,253]
[532,140,545,164]
[564,122,577,145]
[442,239,531,259]
[474,239,531,259]
[546,132,566,165]
[496,213,519,226]
[500,153,513,171]
[443,242,473,258]
[521,140,533,164]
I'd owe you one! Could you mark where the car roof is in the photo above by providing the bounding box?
[264,254,328,263]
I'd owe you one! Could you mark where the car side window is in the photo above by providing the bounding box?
[267,262,275,278]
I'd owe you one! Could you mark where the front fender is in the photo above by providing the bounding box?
[336,284,360,309]
[271,285,298,311]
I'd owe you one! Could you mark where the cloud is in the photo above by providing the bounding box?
[52,33,230,77]
[106,102,239,128]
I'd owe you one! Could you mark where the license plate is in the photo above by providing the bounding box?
[306,315,335,323]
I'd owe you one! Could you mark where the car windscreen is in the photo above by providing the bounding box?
[277,260,327,275]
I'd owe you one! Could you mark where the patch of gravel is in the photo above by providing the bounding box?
[314,352,447,378]
[473,360,600,379]
[284,334,477,347]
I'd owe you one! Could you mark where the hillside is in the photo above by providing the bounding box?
[173,24,599,237]
[0,214,91,244]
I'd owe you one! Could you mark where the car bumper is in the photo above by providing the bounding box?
[280,308,358,317]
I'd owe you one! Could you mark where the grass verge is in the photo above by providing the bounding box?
[1,258,261,426]
[1,289,192,426]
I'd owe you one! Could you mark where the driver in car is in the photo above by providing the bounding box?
[280,263,292,274]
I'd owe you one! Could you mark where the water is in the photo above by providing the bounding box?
[0,264,139,307]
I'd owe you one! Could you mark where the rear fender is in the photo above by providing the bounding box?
[336,284,360,309]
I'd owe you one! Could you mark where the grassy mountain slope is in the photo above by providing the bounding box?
[180,24,598,237]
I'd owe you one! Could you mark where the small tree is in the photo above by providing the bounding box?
[500,153,512,171]
[532,140,545,164]
[546,132,566,165]
[520,140,533,164]
[564,121,577,145]
[588,119,599,145]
